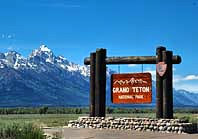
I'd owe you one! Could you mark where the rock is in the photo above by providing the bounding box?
[93,121,99,124]
[80,125,85,128]
[167,127,171,131]
[149,126,153,129]
[67,124,73,128]
[78,116,88,121]
[175,127,179,131]
[107,117,114,120]
[85,121,90,124]
[137,128,142,131]
[166,123,171,126]
[146,129,151,132]
[125,122,129,125]
[154,126,158,130]
[134,125,139,129]
[164,126,167,130]
[178,130,182,134]
[156,123,161,126]
[66,117,194,134]
[160,123,166,126]
[159,126,164,131]
[97,125,101,128]
[179,126,183,131]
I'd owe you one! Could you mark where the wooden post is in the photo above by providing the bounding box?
[162,51,173,119]
[89,52,96,117]
[156,47,166,118]
[95,48,106,117]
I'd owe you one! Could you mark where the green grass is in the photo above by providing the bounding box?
[0,113,197,127]
[0,108,196,139]
[0,114,87,127]
[0,113,197,139]
[174,113,198,123]
[0,122,45,139]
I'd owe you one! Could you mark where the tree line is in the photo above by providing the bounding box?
[0,107,197,115]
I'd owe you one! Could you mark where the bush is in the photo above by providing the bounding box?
[0,122,46,139]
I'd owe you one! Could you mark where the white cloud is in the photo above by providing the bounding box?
[183,75,198,80]
[173,74,198,83]
[0,33,15,39]
[174,84,198,93]
[128,64,137,67]
[173,74,198,93]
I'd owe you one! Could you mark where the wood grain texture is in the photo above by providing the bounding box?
[162,51,173,119]
[95,49,106,117]
[84,55,181,65]
[89,52,96,117]
[156,47,166,118]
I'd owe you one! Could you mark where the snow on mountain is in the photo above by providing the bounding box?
[40,45,52,52]
[0,45,92,106]
[0,45,91,78]
[0,45,112,78]
[0,51,27,69]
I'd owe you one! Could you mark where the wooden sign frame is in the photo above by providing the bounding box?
[84,46,181,119]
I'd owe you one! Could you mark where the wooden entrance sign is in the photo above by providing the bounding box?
[84,46,182,119]
[111,73,152,104]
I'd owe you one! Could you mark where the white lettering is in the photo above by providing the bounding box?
[135,95,144,99]
[118,95,134,99]
[113,87,129,93]
[131,87,150,93]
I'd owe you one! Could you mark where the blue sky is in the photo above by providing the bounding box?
[0,0,198,92]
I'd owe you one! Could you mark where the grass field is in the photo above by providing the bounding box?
[0,113,197,127]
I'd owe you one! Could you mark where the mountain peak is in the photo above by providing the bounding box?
[5,50,21,56]
[30,45,53,58]
[39,45,51,52]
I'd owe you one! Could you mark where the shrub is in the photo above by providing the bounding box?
[0,122,46,139]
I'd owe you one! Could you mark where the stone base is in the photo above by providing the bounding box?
[68,117,197,134]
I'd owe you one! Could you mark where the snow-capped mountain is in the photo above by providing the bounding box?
[0,45,91,106]
[0,45,90,77]
[0,45,198,107]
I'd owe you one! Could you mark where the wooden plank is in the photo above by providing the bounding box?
[84,55,181,65]
[111,73,152,104]
[156,47,166,118]
[162,51,173,119]
[95,48,106,117]
[89,52,96,117]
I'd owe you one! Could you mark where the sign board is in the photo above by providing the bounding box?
[111,73,152,104]
[156,62,167,77]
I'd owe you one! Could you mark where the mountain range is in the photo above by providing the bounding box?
[0,45,198,107]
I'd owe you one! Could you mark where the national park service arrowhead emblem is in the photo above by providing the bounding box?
[156,62,167,77]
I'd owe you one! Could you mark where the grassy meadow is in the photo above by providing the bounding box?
[0,107,197,139]
[0,107,197,127]
[1,113,197,127]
